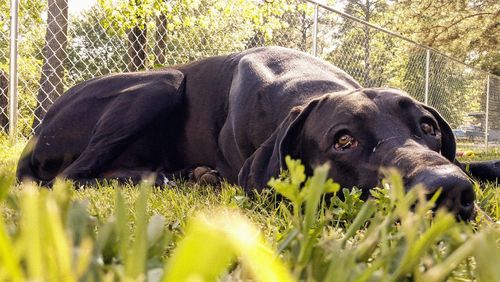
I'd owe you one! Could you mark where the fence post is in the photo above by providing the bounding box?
[9,0,19,143]
[312,3,318,56]
[424,49,430,105]
[485,75,490,151]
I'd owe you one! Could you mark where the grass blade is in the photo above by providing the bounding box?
[125,183,151,280]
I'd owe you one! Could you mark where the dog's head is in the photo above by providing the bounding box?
[238,88,475,220]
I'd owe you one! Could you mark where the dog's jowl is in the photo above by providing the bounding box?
[17,46,500,220]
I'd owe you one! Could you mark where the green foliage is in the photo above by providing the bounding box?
[0,134,26,174]
[268,159,500,282]
[0,0,46,136]
[96,0,259,64]
[400,50,485,128]
[92,0,321,67]
[65,8,128,83]
[324,0,393,87]
[0,179,176,281]
[389,0,500,75]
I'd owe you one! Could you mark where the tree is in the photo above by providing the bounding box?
[248,0,320,51]
[400,50,482,128]
[342,0,389,84]
[98,0,260,66]
[1,0,46,134]
[154,13,168,66]
[127,25,147,71]
[385,0,499,130]
[324,0,392,87]
[33,0,68,128]
[488,77,500,129]
[65,7,128,83]
[98,0,160,71]
[0,70,7,131]
[0,0,8,131]
[389,0,500,75]
[126,0,148,72]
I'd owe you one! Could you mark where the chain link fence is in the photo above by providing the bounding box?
[0,0,498,147]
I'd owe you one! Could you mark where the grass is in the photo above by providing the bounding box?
[0,136,499,281]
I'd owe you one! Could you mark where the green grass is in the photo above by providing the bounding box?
[456,142,500,161]
[0,137,499,281]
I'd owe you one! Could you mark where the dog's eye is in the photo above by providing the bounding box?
[421,122,435,135]
[334,134,358,151]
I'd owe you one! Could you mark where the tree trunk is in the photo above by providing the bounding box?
[0,70,8,131]
[154,13,167,66]
[489,76,500,129]
[33,0,68,129]
[363,0,371,86]
[246,31,265,48]
[363,26,371,85]
[127,25,148,72]
[300,10,308,51]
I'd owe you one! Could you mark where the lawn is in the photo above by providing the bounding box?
[0,136,499,281]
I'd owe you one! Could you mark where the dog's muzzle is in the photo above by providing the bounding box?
[410,164,475,220]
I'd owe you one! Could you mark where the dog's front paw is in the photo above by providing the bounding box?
[154,173,178,188]
[189,166,222,186]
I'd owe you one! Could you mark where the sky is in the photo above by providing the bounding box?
[68,0,97,14]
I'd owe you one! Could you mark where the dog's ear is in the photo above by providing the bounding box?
[423,105,456,162]
[238,99,320,191]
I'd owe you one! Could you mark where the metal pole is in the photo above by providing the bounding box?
[312,4,318,57]
[9,0,19,143]
[424,49,430,105]
[485,75,490,151]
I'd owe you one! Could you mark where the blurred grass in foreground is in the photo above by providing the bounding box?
[0,138,499,281]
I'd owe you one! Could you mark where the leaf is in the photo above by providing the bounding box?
[473,229,500,282]
[0,173,14,202]
[0,215,23,281]
[285,156,306,187]
[147,214,166,249]
[20,185,44,280]
[391,211,455,280]
[341,200,376,248]
[114,188,129,263]
[163,209,294,282]
[268,177,300,204]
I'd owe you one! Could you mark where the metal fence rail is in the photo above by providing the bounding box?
[0,0,498,147]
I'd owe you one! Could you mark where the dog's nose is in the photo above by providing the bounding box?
[411,165,475,220]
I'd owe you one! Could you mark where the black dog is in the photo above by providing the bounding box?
[17,47,499,219]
